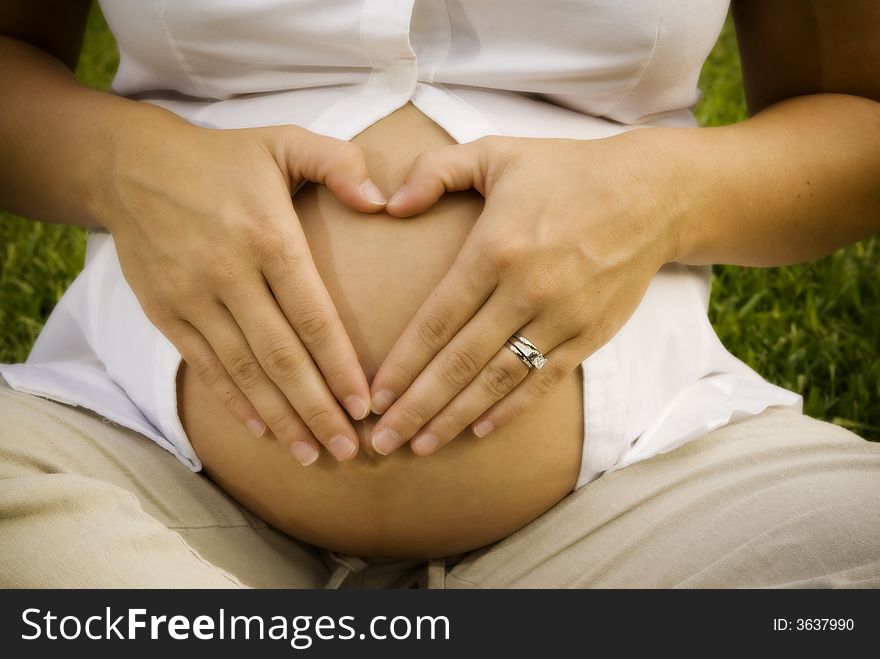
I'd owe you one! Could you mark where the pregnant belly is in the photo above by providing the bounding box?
[180,104,584,559]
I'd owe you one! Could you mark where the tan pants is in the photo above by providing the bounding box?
[2,378,879,588]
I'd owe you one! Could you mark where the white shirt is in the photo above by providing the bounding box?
[0,0,801,489]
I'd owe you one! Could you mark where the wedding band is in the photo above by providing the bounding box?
[506,341,534,369]
[505,334,547,369]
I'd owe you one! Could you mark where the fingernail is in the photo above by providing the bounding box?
[328,435,356,461]
[387,185,408,208]
[411,432,439,455]
[473,419,494,438]
[291,441,320,466]
[360,179,386,205]
[372,428,402,455]
[371,389,395,415]
[245,418,267,438]
[343,395,369,420]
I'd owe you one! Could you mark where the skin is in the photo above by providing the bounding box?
[1,1,878,554]
[180,104,584,557]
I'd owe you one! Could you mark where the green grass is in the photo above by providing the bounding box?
[1,7,878,438]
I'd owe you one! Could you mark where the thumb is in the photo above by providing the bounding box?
[275,126,387,213]
[385,137,496,218]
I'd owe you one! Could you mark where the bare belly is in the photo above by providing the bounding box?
[180,104,584,558]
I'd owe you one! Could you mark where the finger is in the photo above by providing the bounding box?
[190,304,325,466]
[470,337,586,440]
[222,276,360,462]
[369,294,529,455]
[385,138,496,217]
[368,241,496,416]
[250,217,372,422]
[162,319,266,438]
[279,126,387,212]
[410,321,571,456]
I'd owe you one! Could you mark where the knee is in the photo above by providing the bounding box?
[680,467,880,587]
[0,387,59,477]
[0,384,118,478]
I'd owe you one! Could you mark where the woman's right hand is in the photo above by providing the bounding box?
[97,120,386,465]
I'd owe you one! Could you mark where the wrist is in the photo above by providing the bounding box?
[621,125,724,267]
[84,97,197,232]
[610,127,695,269]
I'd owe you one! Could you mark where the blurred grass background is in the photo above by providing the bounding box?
[1,4,878,437]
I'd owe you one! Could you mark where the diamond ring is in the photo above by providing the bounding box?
[505,335,547,369]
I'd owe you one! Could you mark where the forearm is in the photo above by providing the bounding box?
[0,35,192,227]
[652,93,880,267]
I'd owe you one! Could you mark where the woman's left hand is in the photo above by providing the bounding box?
[367,131,682,456]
